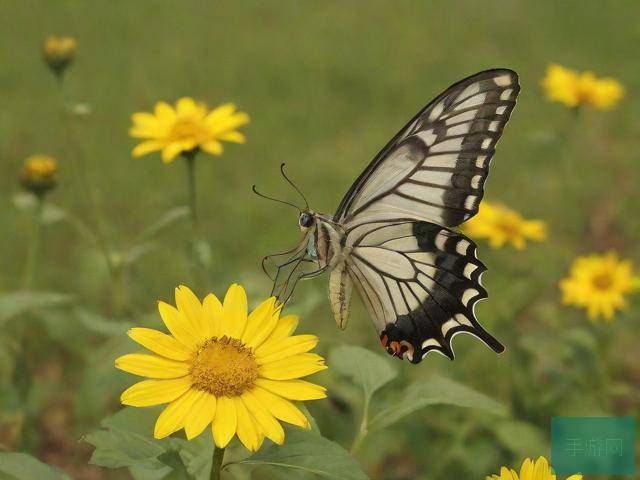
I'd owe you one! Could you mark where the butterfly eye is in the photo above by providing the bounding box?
[299,212,314,229]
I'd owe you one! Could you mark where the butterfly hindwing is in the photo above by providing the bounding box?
[335,69,520,229]
[344,220,503,363]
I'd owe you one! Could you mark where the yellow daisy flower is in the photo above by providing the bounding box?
[560,252,640,321]
[487,456,582,480]
[115,284,327,451]
[21,154,58,195]
[462,201,546,250]
[129,98,249,163]
[541,64,624,110]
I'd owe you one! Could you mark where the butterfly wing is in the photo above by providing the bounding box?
[335,69,520,229]
[334,69,519,361]
[344,220,503,363]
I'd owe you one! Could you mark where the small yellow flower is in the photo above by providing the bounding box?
[129,98,249,163]
[487,456,582,480]
[116,284,327,451]
[462,201,546,250]
[20,155,58,195]
[560,252,639,322]
[541,64,624,110]
[42,35,76,75]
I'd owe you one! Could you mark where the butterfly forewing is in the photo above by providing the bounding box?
[335,69,520,228]
[334,69,519,362]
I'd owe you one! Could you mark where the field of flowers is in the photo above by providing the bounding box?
[1,1,639,479]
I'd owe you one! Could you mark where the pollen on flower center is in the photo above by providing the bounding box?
[592,272,613,290]
[189,336,258,396]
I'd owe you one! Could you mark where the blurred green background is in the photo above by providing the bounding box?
[1,1,639,479]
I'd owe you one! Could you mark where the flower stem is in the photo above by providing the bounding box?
[185,152,199,233]
[209,447,225,480]
[22,195,44,289]
[350,396,370,454]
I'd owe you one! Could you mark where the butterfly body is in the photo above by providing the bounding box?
[270,69,520,363]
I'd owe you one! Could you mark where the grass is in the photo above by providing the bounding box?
[1,1,639,479]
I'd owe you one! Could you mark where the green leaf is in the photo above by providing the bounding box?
[0,452,71,480]
[139,206,189,240]
[329,345,397,402]
[369,376,507,431]
[491,420,548,459]
[85,428,166,468]
[238,427,369,480]
[75,308,132,337]
[0,291,72,327]
[125,243,158,266]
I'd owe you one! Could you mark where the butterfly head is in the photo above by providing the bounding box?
[298,211,315,232]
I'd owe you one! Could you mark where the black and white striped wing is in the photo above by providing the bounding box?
[334,69,520,228]
[345,221,504,363]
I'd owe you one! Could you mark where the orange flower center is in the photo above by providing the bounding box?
[189,336,258,397]
[591,272,613,290]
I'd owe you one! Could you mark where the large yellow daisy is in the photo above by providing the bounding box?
[115,284,327,451]
[487,456,582,480]
[541,64,624,110]
[462,201,546,250]
[129,98,249,163]
[560,252,639,321]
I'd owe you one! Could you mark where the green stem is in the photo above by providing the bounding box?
[209,447,225,480]
[185,153,199,233]
[350,396,370,454]
[22,195,44,289]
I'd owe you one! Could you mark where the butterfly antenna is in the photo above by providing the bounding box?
[252,185,301,212]
[280,163,309,210]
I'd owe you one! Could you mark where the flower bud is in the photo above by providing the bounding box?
[42,35,76,76]
[20,155,58,195]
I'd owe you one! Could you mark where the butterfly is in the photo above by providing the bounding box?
[257,69,520,363]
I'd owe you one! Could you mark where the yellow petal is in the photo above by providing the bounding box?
[132,141,162,157]
[121,377,192,407]
[176,97,198,115]
[212,396,237,448]
[127,327,192,361]
[131,112,157,125]
[155,101,176,121]
[254,378,327,401]
[251,386,309,429]
[158,301,200,349]
[242,297,278,349]
[241,390,284,445]
[217,131,246,143]
[222,284,248,339]
[154,388,203,439]
[115,353,189,379]
[256,335,319,364]
[203,293,224,337]
[175,285,209,341]
[206,103,236,122]
[260,314,298,348]
[161,142,185,163]
[184,392,217,440]
[259,357,327,381]
[234,397,262,452]
[201,140,223,156]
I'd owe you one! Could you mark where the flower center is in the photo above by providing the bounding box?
[189,336,258,397]
[170,118,207,141]
[497,220,521,237]
[591,272,613,290]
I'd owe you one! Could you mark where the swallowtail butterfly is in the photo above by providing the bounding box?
[258,69,520,363]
